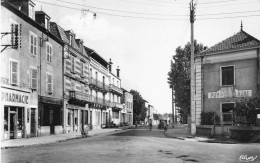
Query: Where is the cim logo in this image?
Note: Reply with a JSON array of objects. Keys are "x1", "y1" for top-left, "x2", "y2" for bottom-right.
[{"x1": 239, "y1": 155, "x2": 258, "y2": 162}]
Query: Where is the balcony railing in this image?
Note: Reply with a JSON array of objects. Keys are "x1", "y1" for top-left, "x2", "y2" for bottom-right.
[
  {"x1": 89, "y1": 77, "x2": 109, "y2": 92},
  {"x1": 110, "y1": 84, "x2": 123, "y2": 94},
  {"x1": 69, "y1": 91, "x2": 94, "y2": 103}
]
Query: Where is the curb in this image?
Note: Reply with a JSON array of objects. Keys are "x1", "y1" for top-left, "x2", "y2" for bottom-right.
[{"x1": 1, "y1": 129, "x2": 127, "y2": 149}]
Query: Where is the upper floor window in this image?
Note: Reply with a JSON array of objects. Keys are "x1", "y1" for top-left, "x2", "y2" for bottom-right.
[
  {"x1": 45, "y1": 17, "x2": 50, "y2": 30},
  {"x1": 221, "y1": 66, "x2": 234, "y2": 86},
  {"x1": 29, "y1": 4, "x2": 35, "y2": 20},
  {"x1": 46, "y1": 73, "x2": 53, "y2": 94},
  {"x1": 69, "y1": 35, "x2": 72, "y2": 46},
  {"x1": 71, "y1": 56, "x2": 75, "y2": 73},
  {"x1": 30, "y1": 67, "x2": 38, "y2": 90},
  {"x1": 29, "y1": 32, "x2": 38, "y2": 56},
  {"x1": 81, "y1": 61, "x2": 84, "y2": 77},
  {"x1": 10, "y1": 60, "x2": 19, "y2": 85},
  {"x1": 46, "y1": 43, "x2": 53, "y2": 63}
]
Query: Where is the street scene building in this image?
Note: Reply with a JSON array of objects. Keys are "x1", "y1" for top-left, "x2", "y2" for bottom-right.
[
  {"x1": 1, "y1": 0, "x2": 63, "y2": 140},
  {"x1": 2, "y1": 0, "x2": 260, "y2": 162},
  {"x1": 195, "y1": 25, "x2": 260, "y2": 135}
]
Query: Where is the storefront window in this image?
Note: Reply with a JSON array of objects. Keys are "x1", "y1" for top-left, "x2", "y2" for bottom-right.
[{"x1": 4, "y1": 107, "x2": 8, "y2": 131}]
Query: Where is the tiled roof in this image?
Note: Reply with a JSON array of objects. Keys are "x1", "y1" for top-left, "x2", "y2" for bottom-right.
[{"x1": 200, "y1": 29, "x2": 260, "y2": 55}]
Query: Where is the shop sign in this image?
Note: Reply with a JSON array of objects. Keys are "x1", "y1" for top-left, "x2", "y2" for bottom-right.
[
  {"x1": 1, "y1": 90, "x2": 29, "y2": 104},
  {"x1": 208, "y1": 88, "x2": 252, "y2": 99},
  {"x1": 67, "y1": 104, "x2": 85, "y2": 110}
]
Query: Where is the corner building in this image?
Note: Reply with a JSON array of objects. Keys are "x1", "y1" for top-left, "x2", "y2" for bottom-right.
[{"x1": 1, "y1": 0, "x2": 63, "y2": 139}]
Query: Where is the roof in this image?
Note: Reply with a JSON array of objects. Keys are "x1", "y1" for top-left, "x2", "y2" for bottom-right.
[{"x1": 200, "y1": 29, "x2": 260, "y2": 55}]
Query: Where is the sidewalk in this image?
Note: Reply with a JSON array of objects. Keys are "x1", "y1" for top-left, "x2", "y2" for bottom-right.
[
  {"x1": 164, "y1": 124, "x2": 239, "y2": 144},
  {"x1": 1, "y1": 126, "x2": 134, "y2": 149}
]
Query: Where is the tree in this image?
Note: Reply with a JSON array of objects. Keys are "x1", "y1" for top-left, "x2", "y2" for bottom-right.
[
  {"x1": 130, "y1": 89, "x2": 147, "y2": 123},
  {"x1": 167, "y1": 40, "x2": 207, "y2": 119}
]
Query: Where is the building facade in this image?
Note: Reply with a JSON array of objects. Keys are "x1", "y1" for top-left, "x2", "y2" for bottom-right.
[
  {"x1": 122, "y1": 89, "x2": 133, "y2": 125},
  {"x1": 195, "y1": 26, "x2": 260, "y2": 134},
  {"x1": 87, "y1": 48, "x2": 110, "y2": 130},
  {"x1": 50, "y1": 23, "x2": 91, "y2": 133},
  {"x1": 1, "y1": 0, "x2": 63, "y2": 139},
  {"x1": 108, "y1": 59, "x2": 124, "y2": 126}
]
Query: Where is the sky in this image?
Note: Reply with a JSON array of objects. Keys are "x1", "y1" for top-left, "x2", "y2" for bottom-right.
[{"x1": 33, "y1": 0, "x2": 260, "y2": 114}]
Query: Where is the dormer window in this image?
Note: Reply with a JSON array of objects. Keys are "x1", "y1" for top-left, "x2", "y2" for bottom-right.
[
  {"x1": 69, "y1": 35, "x2": 72, "y2": 46},
  {"x1": 29, "y1": 3, "x2": 35, "y2": 20},
  {"x1": 45, "y1": 17, "x2": 50, "y2": 30}
]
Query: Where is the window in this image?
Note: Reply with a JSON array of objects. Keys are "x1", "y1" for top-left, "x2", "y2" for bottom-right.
[
  {"x1": 112, "y1": 111, "x2": 119, "y2": 119},
  {"x1": 46, "y1": 43, "x2": 53, "y2": 63},
  {"x1": 29, "y1": 4, "x2": 35, "y2": 20},
  {"x1": 81, "y1": 61, "x2": 84, "y2": 76},
  {"x1": 46, "y1": 73, "x2": 53, "y2": 94},
  {"x1": 29, "y1": 32, "x2": 37, "y2": 56},
  {"x1": 84, "y1": 111, "x2": 88, "y2": 125},
  {"x1": 30, "y1": 68, "x2": 37, "y2": 89},
  {"x1": 221, "y1": 66, "x2": 234, "y2": 86},
  {"x1": 69, "y1": 35, "x2": 72, "y2": 46},
  {"x1": 10, "y1": 60, "x2": 19, "y2": 85},
  {"x1": 222, "y1": 103, "x2": 235, "y2": 113},
  {"x1": 45, "y1": 17, "x2": 49, "y2": 30},
  {"x1": 71, "y1": 56, "x2": 75, "y2": 73}
]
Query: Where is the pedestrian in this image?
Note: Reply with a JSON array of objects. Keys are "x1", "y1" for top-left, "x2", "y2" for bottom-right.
[
  {"x1": 149, "y1": 119, "x2": 152, "y2": 131},
  {"x1": 163, "y1": 121, "x2": 168, "y2": 132}
]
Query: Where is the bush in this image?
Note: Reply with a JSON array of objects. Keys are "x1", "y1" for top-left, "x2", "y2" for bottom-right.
[
  {"x1": 234, "y1": 97, "x2": 259, "y2": 126},
  {"x1": 201, "y1": 112, "x2": 215, "y2": 125}
]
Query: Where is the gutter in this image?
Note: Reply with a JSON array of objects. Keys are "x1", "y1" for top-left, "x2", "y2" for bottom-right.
[{"x1": 257, "y1": 48, "x2": 260, "y2": 96}]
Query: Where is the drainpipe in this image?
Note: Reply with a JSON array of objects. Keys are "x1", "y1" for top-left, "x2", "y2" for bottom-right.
[
  {"x1": 257, "y1": 48, "x2": 260, "y2": 97},
  {"x1": 62, "y1": 45, "x2": 65, "y2": 133}
]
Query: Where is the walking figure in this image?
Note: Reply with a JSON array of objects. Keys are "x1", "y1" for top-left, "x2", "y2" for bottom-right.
[
  {"x1": 149, "y1": 119, "x2": 152, "y2": 131},
  {"x1": 163, "y1": 121, "x2": 168, "y2": 132},
  {"x1": 81, "y1": 125, "x2": 90, "y2": 138}
]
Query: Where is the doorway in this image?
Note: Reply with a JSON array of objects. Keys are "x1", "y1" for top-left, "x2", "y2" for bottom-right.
[
  {"x1": 90, "y1": 111, "x2": 92, "y2": 130},
  {"x1": 31, "y1": 108, "x2": 36, "y2": 137},
  {"x1": 10, "y1": 112, "x2": 17, "y2": 139}
]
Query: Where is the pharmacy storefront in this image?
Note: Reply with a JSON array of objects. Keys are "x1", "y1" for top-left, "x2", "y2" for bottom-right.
[{"x1": 1, "y1": 88, "x2": 33, "y2": 140}]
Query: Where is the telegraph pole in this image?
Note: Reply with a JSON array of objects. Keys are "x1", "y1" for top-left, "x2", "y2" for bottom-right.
[{"x1": 190, "y1": 0, "x2": 196, "y2": 136}]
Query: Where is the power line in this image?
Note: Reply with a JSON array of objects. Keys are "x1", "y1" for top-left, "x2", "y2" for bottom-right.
[
  {"x1": 198, "y1": 1, "x2": 260, "y2": 8},
  {"x1": 53, "y1": 0, "x2": 189, "y2": 16},
  {"x1": 197, "y1": 9, "x2": 260, "y2": 16},
  {"x1": 34, "y1": 0, "x2": 260, "y2": 21}
]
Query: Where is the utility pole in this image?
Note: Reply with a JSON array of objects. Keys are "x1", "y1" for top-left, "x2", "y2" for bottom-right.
[
  {"x1": 171, "y1": 86, "x2": 175, "y2": 128},
  {"x1": 190, "y1": 0, "x2": 196, "y2": 136}
]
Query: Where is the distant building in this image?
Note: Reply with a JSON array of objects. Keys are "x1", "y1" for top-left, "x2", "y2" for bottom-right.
[
  {"x1": 195, "y1": 25, "x2": 260, "y2": 135},
  {"x1": 122, "y1": 89, "x2": 133, "y2": 125},
  {"x1": 108, "y1": 60, "x2": 124, "y2": 126}
]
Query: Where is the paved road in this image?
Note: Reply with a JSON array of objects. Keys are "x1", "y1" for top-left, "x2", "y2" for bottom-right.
[{"x1": 2, "y1": 127, "x2": 260, "y2": 163}]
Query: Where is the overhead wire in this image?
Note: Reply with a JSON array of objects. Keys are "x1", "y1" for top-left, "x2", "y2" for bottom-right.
[{"x1": 34, "y1": 0, "x2": 260, "y2": 21}]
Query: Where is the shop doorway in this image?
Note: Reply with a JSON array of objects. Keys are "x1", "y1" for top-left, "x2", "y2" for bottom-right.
[
  {"x1": 30, "y1": 108, "x2": 36, "y2": 137},
  {"x1": 4, "y1": 106, "x2": 24, "y2": 139},
  {"x1": 90, "y1": 111, "x2": 92, "y2": 130},
  {"x1": 10, "y1": 112, "x2": 17, "y2": 139},
  {"x1": 81, "y1": 110, "x2": 84, "y2": 131}
]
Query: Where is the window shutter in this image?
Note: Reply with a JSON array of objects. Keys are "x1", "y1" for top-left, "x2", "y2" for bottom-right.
[
  {"x1": 31, "y1": 68, "x2": 37, "y2": 89},
  {"x1": 47, "y1": 74, "x2": 52, "y2": 93},
  {"x1": 10, "y1": 61, "x2": 18, "y2": 85},
  {"x1": 34, "y1": 37, "x2": 37, "y2": 55},
  {"x1": 50, "y1": 46, "x2": 52, "y2": 63},
  {"x1": 30, "y1": 35, "x2": 33, "y2": 54}
]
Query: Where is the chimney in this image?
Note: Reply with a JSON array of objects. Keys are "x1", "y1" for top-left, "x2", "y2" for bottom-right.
[
  {"x1": 35, "y1": 11, "x2": 50, "y2": 30},
  {"x1": 108, "y1": 58, "x2": 113, "y2": 72},
  {"x1": 116, "y1": 66, "x2": 120, "y2": 78}
]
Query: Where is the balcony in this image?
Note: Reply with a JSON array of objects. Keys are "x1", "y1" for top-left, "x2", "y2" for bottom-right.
[
  {"x1": 109, "y1": 84, "x2": 123, "y2": 95},
  {"x1": 69, "y1": 91, "x2": 94, "y2": 106},
  {"x1": 111, "y1": 102, "x2": 123, "y2": 112},
  {"x1": 89, "y1": 77, "x2": 109, "y2": 93}
]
